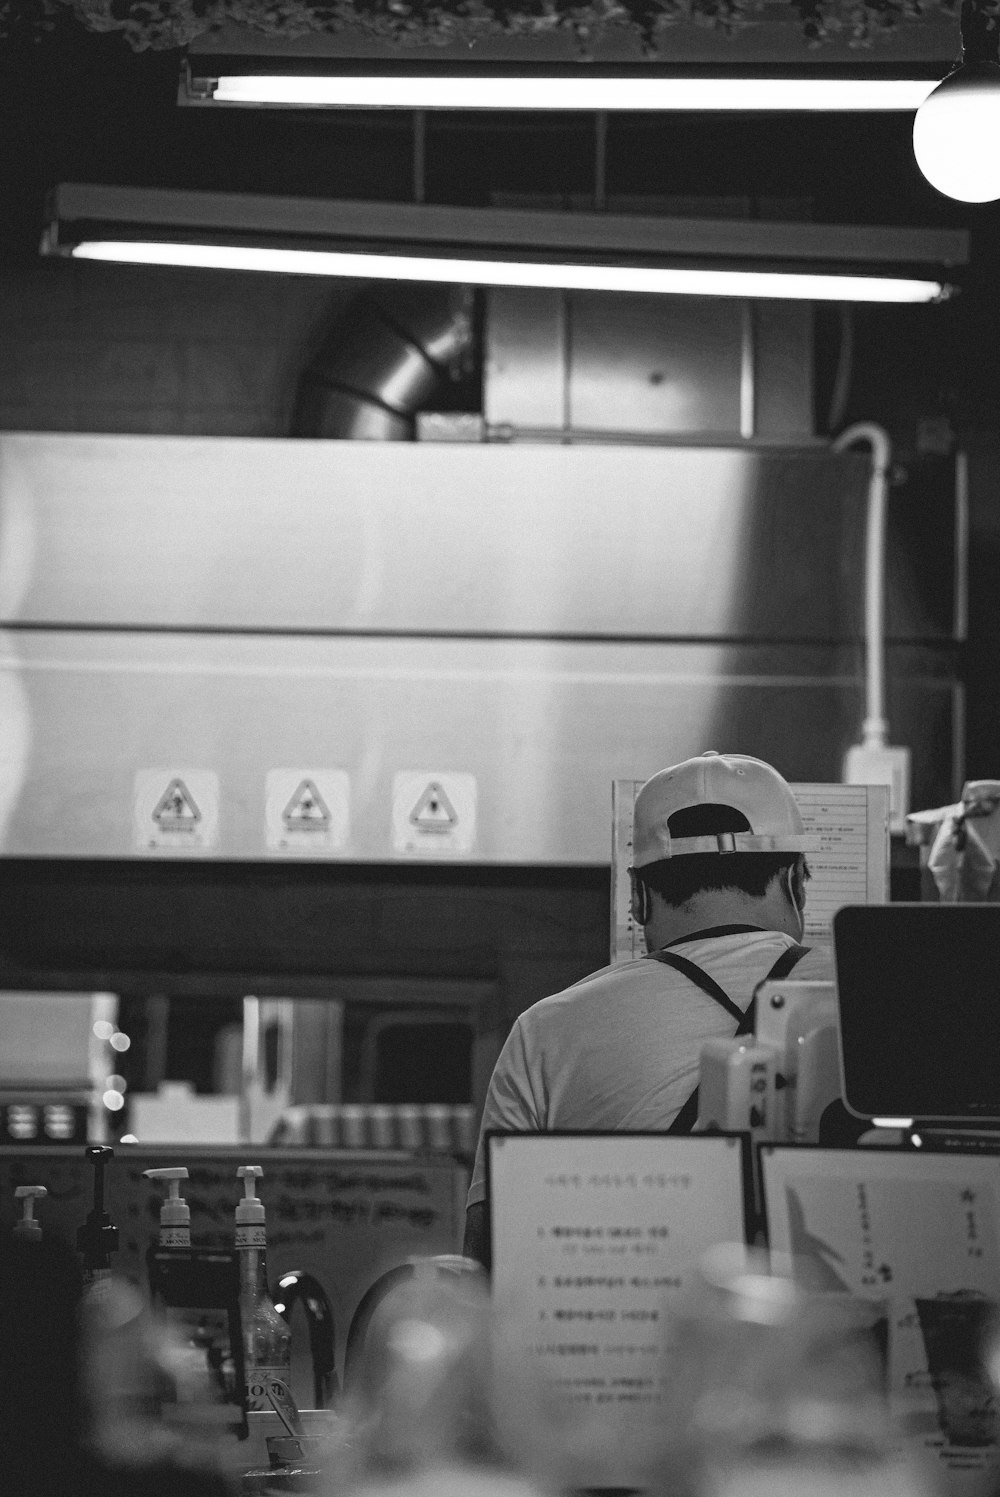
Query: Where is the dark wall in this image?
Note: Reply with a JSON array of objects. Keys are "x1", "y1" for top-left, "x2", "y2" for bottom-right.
[{"x1": 0, "y1": 859, "x2": 611, "y2": 1028}]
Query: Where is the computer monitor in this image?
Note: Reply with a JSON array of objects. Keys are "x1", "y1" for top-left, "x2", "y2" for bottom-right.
[{"x1": 833, "y1": 904, "x2": 1000, "y2": 1123}]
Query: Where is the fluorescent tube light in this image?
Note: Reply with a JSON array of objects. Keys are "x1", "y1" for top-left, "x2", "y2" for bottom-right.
[
  {"x1": 44, "y1": 186, "x2": 967, "y2": 304},
  {"x1": 208, "y1": 74, "x2": 938, "y2": 112},
  {"x1": 70, "y1": 240, "x2": 950, "y2": 303}
]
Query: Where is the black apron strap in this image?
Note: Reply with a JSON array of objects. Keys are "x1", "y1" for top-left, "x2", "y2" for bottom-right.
[
  {"x1": 649, "y1": 940, "x2": 810, "y2": 1134},
  {"x1": 761, "y1": 943, "x2": 810, "y2": 984}
]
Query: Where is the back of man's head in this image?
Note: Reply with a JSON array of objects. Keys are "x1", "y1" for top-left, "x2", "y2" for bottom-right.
[{"x1": 632, "y1": 752, "x2": 808, "y2": 909}]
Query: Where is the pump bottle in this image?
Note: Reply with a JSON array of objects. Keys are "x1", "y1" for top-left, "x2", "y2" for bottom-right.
[
  {"x1": 144, "y1": 1166, "x2": 191, "y2": 1247},
  {"x1": 234, "y1": 1165, "x2": 297, "y2": 1422},
  {"x1": 144, "y1": 1164, "x2": 237, "y2": 1431},
  {"x1": 13, "y1": 1185, "x2": 47, "y2": 1241}
]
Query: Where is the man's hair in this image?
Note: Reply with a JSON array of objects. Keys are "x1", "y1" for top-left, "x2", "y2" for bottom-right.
[
  {"x1": 638, "y1": 850, "x2": 803, "y2": 909},
  {"x1": 635, "y1": 803, "x2": 805, "y2": 908}
]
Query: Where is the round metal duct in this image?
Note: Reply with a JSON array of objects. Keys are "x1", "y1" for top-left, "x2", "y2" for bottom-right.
[{"x1": 291, "y1": 285, "x2": 475, "y2": 440}]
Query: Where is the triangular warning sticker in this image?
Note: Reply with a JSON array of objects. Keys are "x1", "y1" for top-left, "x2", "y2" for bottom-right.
[
  {"x1": 152, "y1": 778, "x2": 201, "y2": 828},
  {"x1": 282, "y1": 778, "x2": 331, "y2": 830},
  {"x1": 409, "y1": 781, "x2": 458, "y2": 830}
]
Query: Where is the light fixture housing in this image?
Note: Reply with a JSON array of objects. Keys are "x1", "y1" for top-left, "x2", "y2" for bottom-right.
[{"x1": 40, "y1": 183, "x2": 968, "y2": 304}]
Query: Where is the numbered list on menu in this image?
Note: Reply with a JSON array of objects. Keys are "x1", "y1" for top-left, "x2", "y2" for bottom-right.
[{"x1": 488, "y1": 1133, "x2": 747, "y2": 1486}]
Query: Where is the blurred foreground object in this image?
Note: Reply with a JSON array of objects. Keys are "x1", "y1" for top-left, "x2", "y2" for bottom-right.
[
  {"x1": 653, "y1": 1244, "x2": 935, "y2": 1497},
  {"x1": 907, "y1": 780, "x2": 1000, "y2": 901},
  {"x1": 2, "y1": 1231, "x2": 231, "y2": 1497},
  {"x1": 331, "y1": 1254, "x2": 558, "y2": 1497}
]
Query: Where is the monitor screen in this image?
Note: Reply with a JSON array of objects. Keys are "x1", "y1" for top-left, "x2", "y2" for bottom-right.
[{"x1": 833, "y1": 904, "x2": 1000, "y2": 1122}]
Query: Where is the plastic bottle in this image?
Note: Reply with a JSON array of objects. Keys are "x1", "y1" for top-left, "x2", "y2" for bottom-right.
[
  {"x1": 12, "y1": 1185, "x2": 47, "y2": 1241},
  {"x1": 234, "y1": 1165, "x2": 297, "y2": 1422},
  {"x1": 143, "y1": 1166, "x2": 191, "y2": 1247}
]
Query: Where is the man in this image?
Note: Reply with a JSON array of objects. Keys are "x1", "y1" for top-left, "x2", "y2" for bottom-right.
[{"x1": 463, "y1": 751, "x2": 831, "y2": 1265}]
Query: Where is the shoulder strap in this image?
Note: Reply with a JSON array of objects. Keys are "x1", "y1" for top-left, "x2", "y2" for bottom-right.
[
  {"x1": 762, "y1": 942, "x2": 810, "y2": 985},
  {"x1": 656, "y1": 940, "x2": 810, "y2": 1136},
  {"x1": 666, "y1": 1086, "x2": 703, "y2": 1136}
]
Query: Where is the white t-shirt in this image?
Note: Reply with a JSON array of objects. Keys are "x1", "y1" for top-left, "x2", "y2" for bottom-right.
[{"x1": 467, "y1": 927, "x2": 831, "y2": 1206}]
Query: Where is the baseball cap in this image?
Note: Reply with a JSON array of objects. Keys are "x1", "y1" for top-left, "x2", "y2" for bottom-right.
[{"x1": 632, "y1": 751, "x2": 809, "y2": 867}]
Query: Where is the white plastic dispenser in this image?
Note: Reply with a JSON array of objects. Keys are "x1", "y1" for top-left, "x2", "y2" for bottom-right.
[
  {"x1": 13, "y1": 1185, "x2": 47, "y2": 1241},
  {"x1": 143, "y1": 1167, "x2": 191, "y2": 1248},
  {"x1": 236, "y1": 1165, "x2": 265, "y2": 1242}
]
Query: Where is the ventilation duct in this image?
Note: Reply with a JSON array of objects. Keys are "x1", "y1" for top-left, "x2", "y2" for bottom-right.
[{"x1": 291, "y1": 284, "x2": 475, "y2": 440}]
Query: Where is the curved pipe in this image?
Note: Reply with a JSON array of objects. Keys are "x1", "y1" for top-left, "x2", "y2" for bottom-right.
[
  {"x1": 291, "y1": 285, "x2": 475, "y2": 440},
  {"x1": 832, "y1": 421, "x2": 893, "y2": 748},
  {"x1": 273, "y1": 1269, "x2": 337, "y2": 1408}
]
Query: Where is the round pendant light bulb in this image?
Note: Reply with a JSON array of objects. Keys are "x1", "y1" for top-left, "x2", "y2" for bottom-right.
[{"x1": 913, "y1": 60, "x2": 1000, "y2": 202}]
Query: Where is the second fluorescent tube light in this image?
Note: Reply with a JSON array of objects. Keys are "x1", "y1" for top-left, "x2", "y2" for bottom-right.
[
  {"x1": 69, "y1": 241, "x2": 951, "y2": 303},
  {"x1": 43, "y1": 184, "x2": 968, "y2": 305}
]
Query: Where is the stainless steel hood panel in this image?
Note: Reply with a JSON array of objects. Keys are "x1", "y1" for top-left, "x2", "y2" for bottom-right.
[
  {"x1": 0, "y1": 629, "x2": 959, "y2": 862},
  {"x1": 0, "y1": 431, "x2": 886, "y2": 640}
]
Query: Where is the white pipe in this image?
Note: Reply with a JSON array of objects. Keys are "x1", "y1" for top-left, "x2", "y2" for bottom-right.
[{"x1": 832, "y1": 421, "x2": 893, "y2": 748}]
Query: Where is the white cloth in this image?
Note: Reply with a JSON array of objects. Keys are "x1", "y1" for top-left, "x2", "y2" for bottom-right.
[
  {"x1": 467, "y1": 928, "x2": 831, "y2": 1206},
  {"x1": 914, "y1": 781, "x2": 1000, "y2": 902}
]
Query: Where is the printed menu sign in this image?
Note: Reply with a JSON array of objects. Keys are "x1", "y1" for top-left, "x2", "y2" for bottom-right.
[
  {"x1": 612, "y1": 780, "x2": 890, "y2": 962},
  {"x1": 761, "y1": 1145, "x2": 1000, "y2": 1497},
  {"x1": 488, "y1": 1132, "x2": 749, "y2": 1487}
]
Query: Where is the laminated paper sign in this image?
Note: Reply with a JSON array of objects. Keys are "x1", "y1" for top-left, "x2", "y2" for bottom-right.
[
  {"x1": 761, "y1": 1144, "x2": 1000, "y2": 1497},
  {"x1": 487, "y1": 1131, "x2": 749, "y2": 1489}
]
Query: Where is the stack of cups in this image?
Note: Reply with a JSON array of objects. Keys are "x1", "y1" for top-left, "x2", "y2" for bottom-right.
[{"x1": 275, "y1": 1102, "x2": 479, "y2": 1153}]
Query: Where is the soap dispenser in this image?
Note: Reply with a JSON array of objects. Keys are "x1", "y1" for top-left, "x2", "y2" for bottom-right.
[
  {"x1": 144, "y1": 1167, "x2": 191, "y2": 1248},
  {"x1": 13, "y1": 1185, "x2": 47, "y2": 1242},
  {"x1": 234, "y1": 1165, "x2": 297, "y2": 1425}
]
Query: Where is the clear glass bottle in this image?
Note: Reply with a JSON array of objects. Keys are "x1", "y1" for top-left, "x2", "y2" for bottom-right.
[{"x1": 234, "y1": 1165, "x2": 294, "y2": 1416}]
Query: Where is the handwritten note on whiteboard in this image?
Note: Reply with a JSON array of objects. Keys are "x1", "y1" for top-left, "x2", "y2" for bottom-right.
[
  {"x1": 487, "y1": 1132, "x2": 749, "y2": 1488},
  {"x1": 612, "y1": 781, "x2": 890, "y2": 963},
  {"x1": 761, "y1": 1145, "x2": 1000, "y2": 1497}
]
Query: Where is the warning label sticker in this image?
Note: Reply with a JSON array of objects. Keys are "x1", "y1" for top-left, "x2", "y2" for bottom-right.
[
  {"x1": 391, "y1": 771, "x2": 477, "y2": 856},
  {"x1": 154, "y1": 779, "x2": 201, "y2": 831},
  {"x1": 134, "y1": 771, "x2": 219, "y2": 852},
  {"x1": 409, "y1": 781, "x2": 458, "y2": 832},
  {"x1": 265, "y1": 769, "x2": 350, "y2": 853}
]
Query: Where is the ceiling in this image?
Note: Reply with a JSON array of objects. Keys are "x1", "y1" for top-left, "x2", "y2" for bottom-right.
[
  {"x1": 1, "y1": 10, "x2": 982, "y2": 240},
  {"x1": 2, "y1": 9, "x2": 999, "y2": 432}
]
